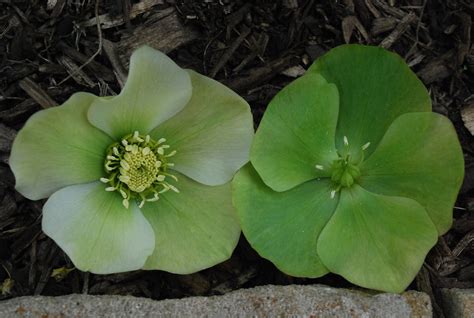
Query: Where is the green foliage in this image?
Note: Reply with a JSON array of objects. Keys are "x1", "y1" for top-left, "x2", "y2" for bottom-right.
[{"x1": 233, "y1": 44, "x2": 464, "y2": 293}]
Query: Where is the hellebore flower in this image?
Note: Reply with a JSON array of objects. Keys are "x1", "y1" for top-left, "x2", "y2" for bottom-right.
[
  {"x1": 232, "y1": 44, "x2": 464, "y2": 293},
  {"x1": 10, "y1": 46, "x2": 253, "y2": 274}
]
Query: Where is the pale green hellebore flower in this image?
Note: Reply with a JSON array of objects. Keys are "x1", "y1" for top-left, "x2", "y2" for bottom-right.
[{"x1": 9, "y1": 46, "x2": 254, "y2": 274}]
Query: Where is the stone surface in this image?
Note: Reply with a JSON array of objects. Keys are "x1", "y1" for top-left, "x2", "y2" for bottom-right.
[
  {"x1": 0, "y1": 284, "x2": 431, "y2": 317},
  {"x1": 441, "y1": 288, "x2": 474, "y2": 318}
]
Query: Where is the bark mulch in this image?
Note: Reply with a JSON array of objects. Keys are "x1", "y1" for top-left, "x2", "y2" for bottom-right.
[{"x1": 0, "y1": 1, "x2": 473, "y2": 317}]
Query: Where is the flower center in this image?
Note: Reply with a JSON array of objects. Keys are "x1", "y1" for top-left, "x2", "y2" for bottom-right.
[
  {"x1": 330, "y1": 157, "x2": 361, "y2": 188},
  {"x1": 100, "y1": 131, "x2": 178, "y2": 209},
  {"x1": 315, "y1": 136, "x2": 370, "y2": 198}
]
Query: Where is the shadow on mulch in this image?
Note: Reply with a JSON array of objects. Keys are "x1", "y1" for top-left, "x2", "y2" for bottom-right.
[{"x1": 0, "y1": 1, "x2": 473, "y2": 317}]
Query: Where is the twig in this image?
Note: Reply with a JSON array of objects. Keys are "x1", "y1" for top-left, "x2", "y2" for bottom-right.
[
  {"x1": 58, "y1": 42, "x2": 115, "y2": 82},
  {"x1": 224, "y1": 54, "x2": 299, "y2": 92},
  {"x1": 406, "y1": 0, "x2": 428, "y2": 58},
  {"x1": 210, "y1": 26, "x2": 251, "y2": 78},
  {"x1": 57, "y1": 0, "x2": 102, "y2": 86},
  {"x1": 379, "y1": 12, "x2": 416, "y2": 49}
]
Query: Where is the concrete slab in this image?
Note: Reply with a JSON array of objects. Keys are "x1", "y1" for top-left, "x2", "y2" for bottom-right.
[
  {"x1": 0, "y1": 284, "x2": 432, "y2": 317},
  {"x1": 441, "y1": 288, "x2": 474, "y2": 318}
]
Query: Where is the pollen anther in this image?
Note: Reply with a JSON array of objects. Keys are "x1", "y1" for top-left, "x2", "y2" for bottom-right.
[{"x1": 101, "y1": 131, "x2": 179, "y2": 209}]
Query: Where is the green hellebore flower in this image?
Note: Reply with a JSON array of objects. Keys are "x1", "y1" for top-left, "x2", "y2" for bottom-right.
[
  {"x1": 10, "y1": 46, "x2": 254, "y2": 274},
  {"x1": 232, "y1": 44, "x2": 464, "y2": 293}
]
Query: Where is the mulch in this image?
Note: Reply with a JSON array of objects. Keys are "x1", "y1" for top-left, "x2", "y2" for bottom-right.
[{"x1": 0, "y1": 1, "x2": 473, "y2": 317}]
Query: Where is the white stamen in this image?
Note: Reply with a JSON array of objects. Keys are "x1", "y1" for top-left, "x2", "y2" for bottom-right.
[
  {"x1": 122, "y1": 199, "x2": 129, "y2": 209},
  {"x1": 120, "y1": 160, "x2": 130, "y2": 171},
  {"x1": 169, "y1": 184, "x2": 180, "y2": 193},
  {"x1": 142, "y1": 147, "x2": 151, "y2": 155},
  {"x1": 155, "y1": 161, "x2": 162, "y2": 168},
  {"x1": 166, "y1": 163, "x2": 174, "y2": 167},
  {"x1": 157, "y1": 175, "x2": 166, "y2": 182},
  {"x1": 315, "y1": 164, "x2": 324, "y2": 170},
  {"x1": 157, "y1": 147, "x2": 164, "y2": 155},
  {"x1": 113, "y1": 147, "x2": 120, "y2": 156},
  {"x1": 121, "y1": 139, "x2": 128, "y2": 146},
  {"x1": 146, "y1": 196, "x2": 160, "y2": 202},
  {"x1": 100, "y1": 177, "x2": 109, "y2": 183},
  {"x1": 330, "y1": 190, "x2": 336, "y2": 199},
  {"x1": 105, "y1": 162, "x2": 116, "y2": 171},
  {"x1": 159, "y1": 184, "x2": 170, "y2": 193},
  {"x1": 107, "y1": 155, "x2": 117, "y2": 160},
  {"x1": 105, "y1": 187, "x2": 116, "y2": 192},
  {"x1": 133, "y1": 132, "x2": 144, "y2": 142},
  {"x1": 158, "y1": 138, "x2": 166, "y2": 144},
  {"x1": 145, "y1": 135, "x2": 150, "y2": 143},
  {"x1": 161, "y1": 144, "x2": 170, "y2": 149},
  {"x1": 166, "y1": 174, "x2": 178, "y2": 182},
  {"x1": 139, "y1": 200, "x2": 145, "y2": 209},
  {"x1": 119, "y1": 189, "x2": 128, "y2": 199},
  {"x1": 343, "y1": 136, "x2": 349, "y2": 146},
  {"x1": 165, "y1": 150, "x2": 177, "y2": 157},
  {"x1": 362, "y1": 142, "x2": 371, "y2": 150}
]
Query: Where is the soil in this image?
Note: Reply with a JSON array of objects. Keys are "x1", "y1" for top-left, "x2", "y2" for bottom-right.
[{"x1": 0, "y1": 0, "x2": 473, "y2": 317}]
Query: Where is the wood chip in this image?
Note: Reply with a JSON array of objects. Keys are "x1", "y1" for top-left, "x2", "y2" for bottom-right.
[
  {"x1": 0, "y1": 124, "x2": 17, "y2": 153},
  {"x1": 379, "y1": 12, "x2": 417, "y2": 49},
  {"x1": 57, "y1": 55, "x2": 96, "y2": 88},
  {"x1": 81, "y1": 0, "x2": 164, "y2": 29},
  {"x1": 176, "y1": 273, "x2": 211, "y2": 295},
  {"x1": 281, "y1": 65, "x2": 306, "y2": 78},
  {"x1": 18, "y1": 77, "x2": 58, "y2": 109},
  {"x1": 102, "y1": 39, "x2": 128, "y2": 88},
  {"x1": 210, "y1": 26, "x2": 251, "y2": 78},
  {"x1": 417, "y1": 55, "x2": 453, "y2": 85},
  {"x1": 0, "y1": 193, "x2": 17, "y2": 220},
  {"x1": 57, "y1": 42, "x2": 115, "y2": 82},
  {"x1": 372, "y1": 0, "x2": 407, "y2": 19},
  {"x1": 342, "y1": 15, "x2": 370, "y2": 43},
  {"x1": 371, "y1": 17, "x2": 398, "y2": 36},
  {"x1": 364, "y1": 0, "x2": 381, "y2": 18},
  {"x1": 224, "y1": 55, "x2": 299, "y2": 92},
  {"x1": 461, "y1": 102, "x2": 474, "y2": 135},
  {"x1": 116, "y1": 9, "x2": 200, "y2": 67}
]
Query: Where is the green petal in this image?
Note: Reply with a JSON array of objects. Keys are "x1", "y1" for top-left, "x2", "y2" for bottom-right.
[
  {"x1": 233, "y1": 164, "x2": 338, "y2": 277},
  {"x1": 141, "y1": 171, "x2": 240, "y2": 274},
  {"x1": 150, "y1": 70, "x2": 253, "y2": 186},
  {"x1": 88, "y1": 46, "x2": 192, "y2": 139},
  {"x1": 9, "y1": 93, "x2": 112, "y2": 200},
  {"x1": 317, "y1": 185, "x2": 438, "y2": 293},
  {"x1": 360, "y1": 112, "x2": 464, "y2": 234},
  {"x1": 309, "y1": 44, "x2": 431, "y2": 156},
  {"x1": 250, "y1": 73, "x2": 339, "y2": 192},
  {"x1": 42, "y1": 182, "x2": 155, "y2": 274}
]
